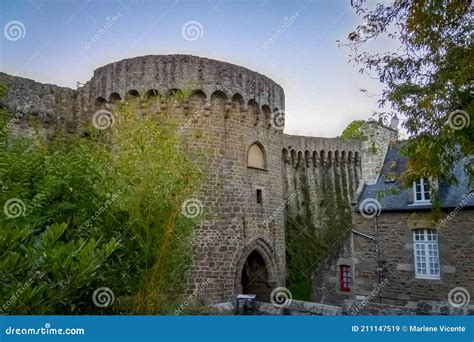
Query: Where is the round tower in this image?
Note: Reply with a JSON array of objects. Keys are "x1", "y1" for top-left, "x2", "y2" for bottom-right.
[{"x1": 79, "y1": 55, "x2": 287, "y2": 302}]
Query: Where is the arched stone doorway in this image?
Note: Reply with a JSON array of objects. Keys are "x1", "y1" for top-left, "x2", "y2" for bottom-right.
[
  {"x1": 241, "y1": 250, "x2": 272, "y2": 301},
  {"x1": 234, "y1": 239, "x2": 278, "y2": 302}
]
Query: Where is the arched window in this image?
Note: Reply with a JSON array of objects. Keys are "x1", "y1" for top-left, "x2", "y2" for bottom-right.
[{"x1": 247, "y1": 142, "x2": 266, "y2": 170}]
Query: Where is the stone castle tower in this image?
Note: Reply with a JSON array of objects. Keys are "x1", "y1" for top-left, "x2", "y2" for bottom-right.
[{"x1": 0, "y1": 55, "x2": 395, "y2": 303}]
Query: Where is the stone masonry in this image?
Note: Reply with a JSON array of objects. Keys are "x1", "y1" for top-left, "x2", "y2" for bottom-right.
[{"x1": 0, "y1": 54, "x2": 369, "y2": 303}]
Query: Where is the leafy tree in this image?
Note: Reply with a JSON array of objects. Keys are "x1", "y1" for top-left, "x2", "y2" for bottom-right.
[
  {"x1": 0, "y1": 90, "x2": 204, "y2": 314},
  {"x1": 345, "y1": 0, "x2": 473, "y2": 188},
  {"x1": 0, "y1": 84, "x2": 7, "y2": 98},
  {"x1": 340, "y1": 120, "x2": 366, "y2": 140}
]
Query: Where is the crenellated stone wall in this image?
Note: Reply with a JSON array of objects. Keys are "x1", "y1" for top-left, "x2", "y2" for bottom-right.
[
  {"x1": 0, "y1": 55, "x2": 290, "y2": 303},
  {"x1": 281, "y1": 134, "x2": 363, "y2": 212},
  {"x1": 280, "y1": 134, "x2": 363, "y2": 299},
  {"x1": 77, "y1": 54, "x2": 285, "y2": 124},
  {"x1": 307, "y1": 122, "x2": 398, "y2": 304},
  {"x1": 0, "y1": 54, "x2": 374, "y2": 304},
  {"x1": 0, "y1": 72, "x2": 77, "y2": 137}
]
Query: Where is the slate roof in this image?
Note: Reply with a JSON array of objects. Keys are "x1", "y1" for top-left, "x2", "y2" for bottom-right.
[{"x1": 356, "y1": 142, "x2": 474, "y2": 211}]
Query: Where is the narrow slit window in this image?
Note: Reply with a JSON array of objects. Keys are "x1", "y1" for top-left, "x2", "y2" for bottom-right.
[{"x1": 256, "y1": 189, "x2": 263, "y2": 204}]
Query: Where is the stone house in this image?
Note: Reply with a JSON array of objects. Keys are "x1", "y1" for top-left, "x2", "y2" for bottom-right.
[{"x1": 314, "y1": 140, "x2": 474, "y2": 314}]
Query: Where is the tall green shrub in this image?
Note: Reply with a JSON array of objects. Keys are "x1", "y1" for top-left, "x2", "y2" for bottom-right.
[{"x1": 0, "y1": 92, "x2": 204, "y2": 314}]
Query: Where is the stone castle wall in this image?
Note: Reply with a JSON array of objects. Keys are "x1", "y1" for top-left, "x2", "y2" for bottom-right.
[
  {"x1": 280, "y1": 133, "x2": 363, "y2": 299},
  {"x1": 281, "y1": 134, "x2": 363, "y2": 217},
  {"x1": 0, "y1": 54, "x2": 367, "y2": 303},
  {"x1": 0, "y1": 55, "x2": 291, "y2": 303},
  {"x1": 0, "y1": 72, "x2": 77, "y2": 136},
  {"x1": 309, "y1": 122, "x2": 399, "y2": 305},
  {"x1": 80, "y1": 55, "x2": 290, "y2": 302},
  {"x1": 3, "y1": 55, "x2": 468, "y2": 312},
  {"x1": 77, "y1": 54, "x2": 284, "y2": 120}
]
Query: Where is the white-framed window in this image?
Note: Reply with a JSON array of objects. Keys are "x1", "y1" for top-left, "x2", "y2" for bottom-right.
[
  {"x1": 413, "y1": 178, "x2": 431, "y2": 203},
  {"x1": 413, "y1": 229, "x2": 440, "y2": 279}
]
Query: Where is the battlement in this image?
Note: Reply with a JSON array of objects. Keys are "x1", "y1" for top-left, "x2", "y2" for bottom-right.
[
  {"x1": 79, "y1": 55, "x2": 285, "y2": 128},
  {"x1": 281, "y1": 134, "x2": 362, "y2": 168},
  {"x1": 0, "y1": 54, "x2": 374, "y2": 303}
]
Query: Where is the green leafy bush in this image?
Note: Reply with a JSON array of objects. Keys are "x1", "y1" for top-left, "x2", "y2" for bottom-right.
[{"x1": 0, "y1": 94, "x2": 204, "y2": 314}]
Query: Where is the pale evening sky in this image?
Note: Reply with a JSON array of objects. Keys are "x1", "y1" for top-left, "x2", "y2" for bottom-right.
[{"x1": 0, "y1": 0, "x2": 397, "y2": 137}]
